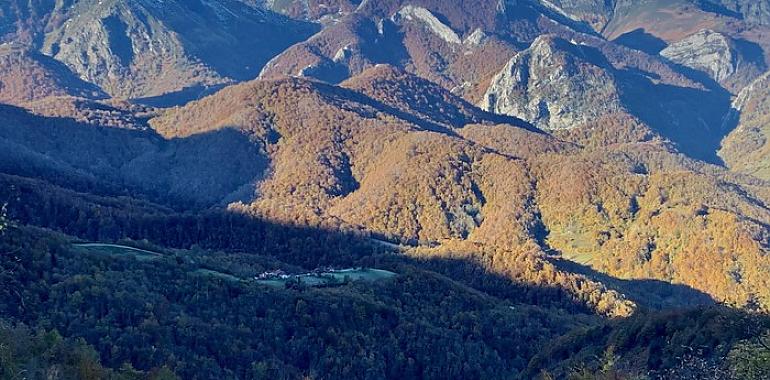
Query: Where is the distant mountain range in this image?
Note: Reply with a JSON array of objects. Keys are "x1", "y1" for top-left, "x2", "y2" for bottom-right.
[{"x1": 1, "y1": 0, "x2": 318, "y2": 100}]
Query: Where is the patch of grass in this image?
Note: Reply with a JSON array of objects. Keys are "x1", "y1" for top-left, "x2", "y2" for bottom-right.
[
  {"x1": 193, "y1": 269, "x2": 242, "y2": 282},
  {"x1": 73, "y1": 243, "x2": 397, "y2": 289},
  {"x1": 73, "y1": 243, "x2": 162, "y2": 262}
]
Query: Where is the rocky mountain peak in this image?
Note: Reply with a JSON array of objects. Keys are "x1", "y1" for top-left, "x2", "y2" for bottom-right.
[
  {"x1": 660, "y1": 29, "x2": 738, "y2": 83},
  {"x1": 659, "y1": 28, "x2": 767, "y2": 92},
  {"x1": 34, "y1": 0, "x2": 318, "y2": 100},
  {"x1": 480, "y1": 35, "x2": 623, "y2": 130},
  {"x1": 392, "y1": 5, "x2": 462, "y2": 44}
]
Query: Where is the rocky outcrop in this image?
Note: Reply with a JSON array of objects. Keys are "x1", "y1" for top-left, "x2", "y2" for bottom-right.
[
  {"x1": 481, "y1": 35, "x2": 623, "y2": 130},
  {"x1": 262, "y1": 0, "x2": 360, "y2": 23},
  {"x1": 660, "y1": 29, "x2": 766, "y2": 92},
  {"x1": 393, "y1": 5, "x2": 462, "y2": 45},
  {"x1": 259, "y1": 0, "x2": 574, "y2": 94},
  {"x1": 660, "y1": 30, "x2": 738, "y2": 83},
  {"x1": 534, "y1": 0, "x2": 616, "y2": 31},
  {"x1": 39, "y1": 0, "x2": 317, "y2": 99}
]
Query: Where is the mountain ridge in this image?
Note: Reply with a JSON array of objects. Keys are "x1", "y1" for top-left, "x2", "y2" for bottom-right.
[{"x1": 2, "y1": 1, "x2": 770, "y2": 378}]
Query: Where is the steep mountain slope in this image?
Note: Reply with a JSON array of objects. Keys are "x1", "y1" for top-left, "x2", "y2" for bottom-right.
[
  {"x1": 339, "y1": 64, "x2": 530, "y2": 129},
  {"x1": 0, "y1": 0, "x2": 58, "y2": 45},
  {"x1": 531, "y1": 145, "x2": 770, "y2": 310},
  {"x1": 481, "y1": 35, "x2": 624, "y2": 131},
  {"x1": 148, "y1": 75, "x2": 661, "y2": 316},
  {"x1": 259, "y1": 0, "x2": 753, "y2": 160},
  {"x1": 531, "y1": 0, "x2": 616, "y2": 31},
  {"x1": 150, "y1": 74, "x2": 550, "y2": 240},
  {"x1": 264, "y1": 0, "x2": 360, "y2": 23},
  {"x1": 594, "y1": 0, "x2": 770, "y2": 39},
  {"x1": 0, "y1": 104, "x2": 266, "y2": 206},
  {"x1": 660, "y1": 29, "x2": 766, "y2": 91},
  {"x1": 719, "y1": 71, "x2": 770, "y2": 179},
  {"x1": 709, "y1": 0, "x2": 770, "y2": 26},
  {"x1": 542, "y1": 0, "x2": 770, "y2": 32},
  {"x1": 147, "y1": 71, "x2": 770, "y2": 312},
  {"x1": 31, "y1": 0, "x2": 318, "y2": 100},
  {"x1": 602, "y1": 0, "x2": 770, "y2": 64},
  {"x1": 0, "y1": 44, "x2": 105, "y2": 105},
  {"x1": 564, "y1": 0, "x2": 770, "y2": 96},
  {"x1": 480, "y1": 34, "x2": 733, "y2": 162},
  {"x1": 150, "y1": 75, "x2": 549, "y2": 234},
  {"x1": 259, "y1": 0, "x2": 562, "y2": 99},
  {"x1": 1, "y1": 1, "x2": 770, "y2": 377}
]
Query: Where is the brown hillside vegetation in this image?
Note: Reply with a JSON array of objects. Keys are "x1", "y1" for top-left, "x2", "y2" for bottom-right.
[
  {"x1": 720, "y1": 71, "x2": 770, "y2": 180},
  {"x1": 0, "y1": 45, "x2": 105, "y2": 105},
  {"x1": 340, "y1": 64, "x2": 529, "y2": 129},
  {"x1": 150, "y1": 75, "x2": 641, "y2": 316},
  {"x1": 533, "y1": 146, "x2": 770, "y2": 309},
  {"x1": 0, "y1": 103, "x2": 266, "y2": 206},
  {"x1": 4, "y1": 1, "x2": 770, "y2": 378},
  {"x1": 259, "y1": 0, "x2": 552, "y2": 96},
  {"x1": 151, "y1": 69, "x2": 770, "y2": 312},
  {"x1": 22, "y1": 97, "x2": 155, "y2": 130}
]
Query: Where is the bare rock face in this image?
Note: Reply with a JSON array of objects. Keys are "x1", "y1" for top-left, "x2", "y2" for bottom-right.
[
  {"x1": 533, "y1": 0, "x2": 616, "y2": 31},
  {"x1": 259, "y1": 0, "x2": 557, "y2": 96},
  {"x1": 660, "y1": 29, "x2": 766, "y2": 92},
  {"x1": 481, "y1": 35, "x2": 623, "y2": 130},
  {"x1": 41, "y1": 0, "x2": 215, "y2": 99},
  {"x1": 393, "y1": 5, "x2": 462, "y2": 44},
  {"x1": 39, "y1": 0, "x2": 317, "y2": 99},
  {"x1": 262, "y1": 0, "x2": 361, "y2": 23},
  {"x1": 660, "y1": 30, "x2": 738, "y2": 83}
]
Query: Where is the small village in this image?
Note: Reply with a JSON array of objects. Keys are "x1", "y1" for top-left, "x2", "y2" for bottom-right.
[
  {"x1": 255, "y1": 267, "x2": 397, "y2": 288},
  {"x1": 255, "y1": 267, "x2": 367, "y2": 281}
]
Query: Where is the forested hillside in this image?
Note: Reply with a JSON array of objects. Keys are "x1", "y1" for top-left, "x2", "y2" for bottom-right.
[{"x1": 2, "y1": 0, "x2": 770, "y2": 379}]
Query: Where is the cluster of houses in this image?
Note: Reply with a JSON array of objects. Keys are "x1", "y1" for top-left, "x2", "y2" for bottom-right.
[
  {"x1": 255, "y1": 270, "x2": 290, "y2": 280},
  {"x1": 255, "y1": 267, "x2": 365, "y2": 281}
]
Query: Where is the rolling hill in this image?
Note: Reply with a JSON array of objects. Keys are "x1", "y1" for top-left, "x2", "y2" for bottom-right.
[{"x1": 145, "y1": 69, "x2": 770, "y2": 313}]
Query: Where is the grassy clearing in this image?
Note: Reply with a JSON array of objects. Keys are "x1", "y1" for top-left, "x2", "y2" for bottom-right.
[
  {"x1": 73, "y1": 243, "x2": 397, "y2": 288},
  {"x1": 193, "y1": 269, "x2": 242, "y2": 282},
  {"x1": 74, "y1": 243, "x2": 244, "y2": 281},
  {"x1": 73, "y1": 243, "x2": 162, "y2": 261},
  {"x1": 256, "y1": 268, "x2": 398, "y2": 288},
  {"x1": 561, "y1": 251, "x2": 595, "y2": 265}
]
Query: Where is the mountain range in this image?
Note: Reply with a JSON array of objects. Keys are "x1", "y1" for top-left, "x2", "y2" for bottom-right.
[{"x1": 2, "y1": 0, "x2": 770, "y2": 379}]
